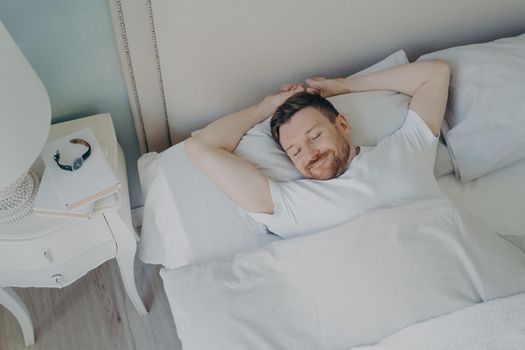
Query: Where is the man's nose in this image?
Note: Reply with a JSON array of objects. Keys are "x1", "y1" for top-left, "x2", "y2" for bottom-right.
[{"x1": 303, "y1": 145, "x2": 319, "y2": 163}]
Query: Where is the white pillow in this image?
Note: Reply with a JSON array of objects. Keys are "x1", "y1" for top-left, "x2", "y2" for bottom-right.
[
  {"x1": 235, "y1": 50, "x2": 409, "y2": 182},
  {"x1": 418, "y1": 33, "x2": 525, "y2": 182},
  {"x1": 235, "y1": 50, "x2": 453, "y2": 181}
]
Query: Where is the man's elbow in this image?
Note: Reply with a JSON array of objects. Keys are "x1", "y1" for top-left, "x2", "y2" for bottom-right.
[
  {"x1": 185, "y1": 136, "x2": 206, "y2": 162},
  {"x1": 432, "y1": 59, "x2": 451, "y2": 79}
]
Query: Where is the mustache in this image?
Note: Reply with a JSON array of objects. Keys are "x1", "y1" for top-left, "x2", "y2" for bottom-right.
[{"x1": 307, "y1": 152, "x2": 329, "y2": 169}]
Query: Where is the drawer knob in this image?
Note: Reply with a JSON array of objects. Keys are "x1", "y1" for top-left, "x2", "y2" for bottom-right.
[
  {"x1": 52, "y1": 274, "x2": 63, "y2": 285},
  {"x1": 42, "y1": 248, "x2": 53, "y2": 263}
]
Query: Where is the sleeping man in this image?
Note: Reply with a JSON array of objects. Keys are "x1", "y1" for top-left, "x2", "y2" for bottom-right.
[{"x1": 185, "y1": 60, "x2": 450, "y2": 237}]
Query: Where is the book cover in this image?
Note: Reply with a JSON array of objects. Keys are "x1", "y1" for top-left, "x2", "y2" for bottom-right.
[
  {"x1": 40, "y1": 127, "x2": 120, "y2": 209},
  {"x1": 33, "y1": 168, "x2": 95, "y2": 219}
]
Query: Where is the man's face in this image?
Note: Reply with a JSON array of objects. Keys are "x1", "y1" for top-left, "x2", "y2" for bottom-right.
[{"x1": 279, "y1": 107, "x2": 351, "y2": 180}]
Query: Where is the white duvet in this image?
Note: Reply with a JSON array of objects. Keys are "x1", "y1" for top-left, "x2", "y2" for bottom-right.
[{"x1": 161, "y1": 197, "x2": 525, "y2": 350}]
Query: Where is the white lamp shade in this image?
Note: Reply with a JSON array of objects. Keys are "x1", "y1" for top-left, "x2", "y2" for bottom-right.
[{"x1": 0, "y1": 21, "x2": 51, "y2": 189}]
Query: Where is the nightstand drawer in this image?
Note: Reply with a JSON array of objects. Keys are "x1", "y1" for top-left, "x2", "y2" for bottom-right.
[
  {"x1": 0, "y1": 216, "x2": 113, "y2": 272},
  {"x1": 0, "y1": 240, "x2": 116, "y2": 288}
]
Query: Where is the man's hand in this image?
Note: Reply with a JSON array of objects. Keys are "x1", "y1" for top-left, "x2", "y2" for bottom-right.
[
  {"x1": 257, "y1": 84, "x2": 314, "y2": 116},
  {"x1": 306, "y1": 60, "x2": 450, "y2": 136},
  {"x1": 280, "y1": 82, "x2": 321, "y2": 94},
  {"x1": 305, "y1": 77, "x2": 350, "y2": 98}
]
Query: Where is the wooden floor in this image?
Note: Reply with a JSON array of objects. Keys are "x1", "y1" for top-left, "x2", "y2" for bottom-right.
[{"x1": 0, "y1": 258, "x2": 182, "y2": 350}]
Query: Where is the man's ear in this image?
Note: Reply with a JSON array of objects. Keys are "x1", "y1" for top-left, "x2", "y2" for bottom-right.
[{"x1": 336, "y1": 114, "x2": 351, "y2": 134}]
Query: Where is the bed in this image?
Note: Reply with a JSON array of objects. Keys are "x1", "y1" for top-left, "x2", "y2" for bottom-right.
[
  {"x1": 108, "y1": 1, "x2": 525, "y2": 348},
  {"x1": 135, "y1": 35, "x2": 525, "y2": 349}
]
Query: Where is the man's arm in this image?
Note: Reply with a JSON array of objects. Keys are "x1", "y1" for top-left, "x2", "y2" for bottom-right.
[
  {"x1": 185, "y1": 91, "x2": 299, "y2": 213},
  {"x1": 306, "y1": 60, "x2": 450, "y2": 136}
]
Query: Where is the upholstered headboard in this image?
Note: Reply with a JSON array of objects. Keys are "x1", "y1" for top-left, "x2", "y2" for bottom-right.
[{"x1": 108, "y1": 0, "x2": 525, "y2": 153}]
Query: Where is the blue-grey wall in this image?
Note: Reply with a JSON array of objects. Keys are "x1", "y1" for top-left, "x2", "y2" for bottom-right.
[{"x1": 0, "y1": 0, "x2": 143, "y2": 208}]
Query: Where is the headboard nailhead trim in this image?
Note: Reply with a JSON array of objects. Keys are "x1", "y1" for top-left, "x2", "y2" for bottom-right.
[
  {"x1": 147, "y1": 0, "x2": 172, "y2": 147},
  {"x1": 115, "y1": 0, "x2": 150, "y2": 152}
]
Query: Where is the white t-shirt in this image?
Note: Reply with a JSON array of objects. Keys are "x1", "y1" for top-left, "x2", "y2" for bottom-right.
[{"x1": 248, "y1": 110, "x2": 443, "y2": 238}]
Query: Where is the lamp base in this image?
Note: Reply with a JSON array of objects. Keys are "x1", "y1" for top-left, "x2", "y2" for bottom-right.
[{"x1": 0, "y1": 171, "x2": 39, "y2": 225}]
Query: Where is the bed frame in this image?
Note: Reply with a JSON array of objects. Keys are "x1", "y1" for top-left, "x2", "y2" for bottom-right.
[{"x1": 107, "y1": 0, "x2": 525, "y2": 153}]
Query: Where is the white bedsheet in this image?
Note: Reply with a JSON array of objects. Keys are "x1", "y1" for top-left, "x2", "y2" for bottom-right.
[{"x1": 351, "y1": 292, "x2": 525, "y2": 350}]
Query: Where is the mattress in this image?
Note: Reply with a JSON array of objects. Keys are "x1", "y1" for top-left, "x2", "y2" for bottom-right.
[{"x1": 138, "y1": 144, "x2": 525, "y2": 269}]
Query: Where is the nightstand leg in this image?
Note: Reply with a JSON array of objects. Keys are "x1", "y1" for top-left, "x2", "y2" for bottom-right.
[
  {"x1": 0, "y1": 287, "x2": 35, "y2": 346},
  {"x1": 104, "y1": 211, "x2": 148, "y2": 316}
]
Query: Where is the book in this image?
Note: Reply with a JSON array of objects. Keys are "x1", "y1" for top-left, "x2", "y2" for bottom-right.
[
  {"x1": 40, "y1": 127, "x2": 120, "y2": 209},
  {"x1": 33, "y1": 168, "x2": 95, "y2": 219}
]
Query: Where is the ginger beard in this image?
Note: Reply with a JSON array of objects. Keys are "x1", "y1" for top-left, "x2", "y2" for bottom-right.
[{"x1": 304, "y1": 131, "x2": 350, "y2": 180}]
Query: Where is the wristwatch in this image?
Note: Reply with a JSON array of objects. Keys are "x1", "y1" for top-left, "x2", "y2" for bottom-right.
[{"x1": 54, "y1": 138, "x2": 92, "y2": 171}]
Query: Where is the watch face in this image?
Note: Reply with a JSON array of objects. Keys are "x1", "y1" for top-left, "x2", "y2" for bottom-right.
[{"x1": 72, "y1": 158, "x2": 83, "y2": 171}]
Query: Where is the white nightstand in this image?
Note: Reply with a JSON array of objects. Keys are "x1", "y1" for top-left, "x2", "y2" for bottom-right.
[{"x1": 0, "y1": 114, "x2": 147, "y2": 347}]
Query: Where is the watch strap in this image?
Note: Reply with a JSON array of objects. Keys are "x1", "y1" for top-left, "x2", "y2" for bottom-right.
[
  {"x1": 54, "y1": 138, "x2": 92, "y2": 172},
  {"x1": 54, "y1": 150, "x2": 74, "y2": 171},
  {"x1": 70, "y1": 138, "x2": 91, "y2": 161}
]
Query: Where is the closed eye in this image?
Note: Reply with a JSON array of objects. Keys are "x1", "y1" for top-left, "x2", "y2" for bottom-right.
[
  {"x1": 309, "y1": 132, "x2": 322, "y2": 141},
  {"x1": 292, "y1": 148, "x2": 301, "y2": 157}
]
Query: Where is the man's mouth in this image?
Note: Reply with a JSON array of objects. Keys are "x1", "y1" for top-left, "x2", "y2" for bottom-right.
[{"x1": 309, "y1": 153, "x2": 330, "y2": 170}]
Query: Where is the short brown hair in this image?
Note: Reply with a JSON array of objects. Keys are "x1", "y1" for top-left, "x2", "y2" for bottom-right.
[{"x1": 270, "y1": 92, "x2": 339, "y2": 143}]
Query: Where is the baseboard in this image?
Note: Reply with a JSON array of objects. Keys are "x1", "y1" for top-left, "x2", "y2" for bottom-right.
[{"x1": 131, "y1": 206, "x2": 144, "y2": 229}]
